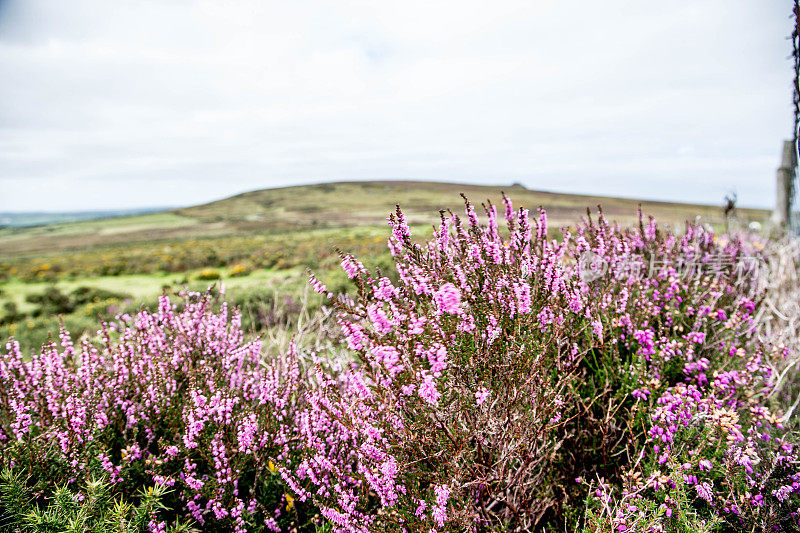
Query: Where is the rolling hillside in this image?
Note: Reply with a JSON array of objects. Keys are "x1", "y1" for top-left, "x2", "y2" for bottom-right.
[{"x1": 0, "y1": 181, "x2": 770, "y2": 257}]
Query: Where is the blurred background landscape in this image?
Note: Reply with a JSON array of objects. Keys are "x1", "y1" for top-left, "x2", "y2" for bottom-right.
[{"x1": 0, "y1": 179, "x2": 773, "y2": 352}]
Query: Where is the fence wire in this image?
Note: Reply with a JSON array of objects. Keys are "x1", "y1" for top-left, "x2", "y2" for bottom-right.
[{"x1": 789, "y1": 1, "x2": 799, "y2": 233}]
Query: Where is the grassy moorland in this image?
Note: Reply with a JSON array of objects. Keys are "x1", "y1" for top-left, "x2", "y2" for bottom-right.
[
  {"x1": 0, "y1": 181, "x2": 769, "y2": 257},
  {"x1": 0, "y1": 181, "x2": 769, "y2": 352}
]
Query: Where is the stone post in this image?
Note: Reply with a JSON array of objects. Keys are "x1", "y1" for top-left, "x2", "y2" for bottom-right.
[{"x1": 773, "y1": 140, "x2": 797, "y2": 229}]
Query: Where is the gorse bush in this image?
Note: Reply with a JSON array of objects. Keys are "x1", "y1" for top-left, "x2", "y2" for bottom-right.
[
  {"x1": 1, "y1": 285, "x2": 133, "y2": 354},
  {"x1": 0, "y1": 195, "x2": 798, "y2": 532},
  {"x1": 0, "y1": 467, "x2": 189, "y2": 533}
]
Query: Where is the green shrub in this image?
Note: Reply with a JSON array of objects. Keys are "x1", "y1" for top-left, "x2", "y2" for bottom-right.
[
  {"x1": 0, "y1": 467, "x2": 190, "y2": 533},
  {"x1": 195, "y1": 268, "x2": 222, "y2": 280}
]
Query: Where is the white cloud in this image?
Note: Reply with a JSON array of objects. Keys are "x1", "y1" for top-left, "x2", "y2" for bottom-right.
[{"x1": 0, "y1": 0, "x2": 794, "y2": 211}]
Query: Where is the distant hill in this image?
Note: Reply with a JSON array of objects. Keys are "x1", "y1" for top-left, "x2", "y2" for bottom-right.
[
  {"x1": 0, "y1": 181, "x2": 770, "y2": 257},
  {"x1": 177, "y1": 180, "x2": 769, "y2": 231}
]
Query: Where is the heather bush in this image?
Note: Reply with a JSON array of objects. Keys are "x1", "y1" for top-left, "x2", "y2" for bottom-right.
[
  {"x1": 569, "y1": 214, "x2": 800, "y2": 532},
  {"x1": 1, "y1": 195, "x2": 799, "y2": 533},
  {"x1": 0, "y1": 293, "x2": 317, "y2": 531},
  {"x1": 286, "y1": 198, "x2": 800, "y2": 532},
  {"x1": 288, "y1": 199, "x2": 596, "y2": 531}
]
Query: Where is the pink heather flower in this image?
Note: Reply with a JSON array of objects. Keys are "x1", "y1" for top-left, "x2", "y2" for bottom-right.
[
  {"x1": 341, "y1": 255, "x2": 364, "y2": 279},
  {"x1": 428, "y1": 344, "x2": 449, "y2": 376},
  {"x1": 698, "y1": 459, "x2": 712, "y2": 471},
  {"x1": 633, "y1": 329, "x2": 655, "y2": 357},
  {"x1": 165, "y1": 445, "x2": 179, "y2": 458},
  {"x1": 631, "y1": 388, "x2": 650, "y2": 401},
  {"x1": 148, "y1": 521, "x2": 167, "y2": 533},
  {"x1": 373, "y1": 345, "x2": 404, "y2": 377},
  {"x1": 408, "y1": 316, "x2": 427, "y2": 335},
  {"x1": 513, "y1": 282, "x2": 531, "y2": 314},
  {"x1": 373, "y1": 277, "x2": 399, "y2": 301},
  {"x1": 695, "y1": 481, "x2": 713, "y2": 502},
  {"x1": 435, "y1": 484, "x2": 450, "y2": 505},
  {"x1": 98, "y1": 453, "x2": 122, "y2": 483},
  {"x1": 308, "y1": 273, "x2": 328, "y2": 295},
  {"x1": 320, "y1": 507, "x2": 350, "y2": 528},
  {"x1": 773, "y1": 485, "x2": 793, "y2": 502},
  {"x1": 418, "y1": 374, "x2": 441, "y2": 406},
  {"x1": 432, "y1": 484, "x2": 450, "y2": 527},
  {"x1": 414, "y1": 499, "x2": 428, "y2": 517},
  {"x1": 475, "y1": 388, "x2": 490, "y2": 406},
  {"x1": 685, "y1": 331, "x2": 706, "y2": 344},
  {"x1": 401, "y1": 384, "x2": 416, "y2": 396},
  {"x1": 434, "y1": 283, "x2": 461, "y2": 314},
  {"x1": 367, "y1": 305, "x2": 393, "y2": 335}
]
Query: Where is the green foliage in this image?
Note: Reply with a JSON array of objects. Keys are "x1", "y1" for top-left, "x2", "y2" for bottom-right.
[
  {"x1": 3, "y1": 230, "x2": 393, "y2": 283},
  {"x1": 0, "y1": 302, "x2": 23, "y2": 326},
  {"x1": 69, "y1": 286, "x2": 131, "y2": 307},
  {"x1": 0, "y1": 285, "x2": 133, "y2": 354},
  {"x1": 195, "y1": 268, "x2": 222, "y2": 280},
  {"x1": 0, "y1": 467, "x2": 191, "y2": 533},
  {"x1": 25, "y1": 286, "x2": 75, "y2": 315}
]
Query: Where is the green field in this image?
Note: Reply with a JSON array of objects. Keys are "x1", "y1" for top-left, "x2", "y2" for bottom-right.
[{"x1": 0, "y1": 180, "x2": 770, "y2": 353}]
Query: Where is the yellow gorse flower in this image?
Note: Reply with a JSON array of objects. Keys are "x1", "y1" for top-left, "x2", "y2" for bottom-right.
[{"x1": 285, "y1": 492, "x2": 294, "y2": 510}]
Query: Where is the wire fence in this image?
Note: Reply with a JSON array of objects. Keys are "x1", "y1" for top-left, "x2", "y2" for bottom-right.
[{"x1": 787, "y1": 1, "x2": 799, "y2": 233}]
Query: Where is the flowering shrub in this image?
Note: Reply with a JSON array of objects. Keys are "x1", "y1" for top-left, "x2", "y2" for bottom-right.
[
  {"x1": 289, "y1": 199, "x2": 800, "y2": 532},
  {"x1": 0, "y1": 467, "x2": 190, "y2": 533},
  {"x1": 288, "y1": 199, "x2": 597, "y2": 531},
  {"x1": 571, "y1": 213, "x2": 800, "y2": 532},
  {"x1": 0, "y1": 294, "x2": 312, "y2": 532},
  {"x1": 1, "y1": 195, "x2": 798, "y2": 532}
]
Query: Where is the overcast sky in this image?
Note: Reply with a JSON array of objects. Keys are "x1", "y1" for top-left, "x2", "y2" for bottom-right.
[{"x1": 0, "y1": 0, "x2": 795, "y2": 211}]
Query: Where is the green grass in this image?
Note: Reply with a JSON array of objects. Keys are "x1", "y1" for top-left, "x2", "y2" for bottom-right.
[
  {"x1": 2, "y1": 268, "x2": 299, "y2": 312},
  {"x1": 0, "y1": 266, "x2": 321, "y2": 354},
  {"x1": 0, "y1": 212, "x2": 196, "y2": 246}
]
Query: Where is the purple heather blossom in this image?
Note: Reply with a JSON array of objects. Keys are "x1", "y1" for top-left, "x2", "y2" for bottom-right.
[
  {"x1": 418, "y1": 373, "x2": 441, "y2": 406},
  {"x1": 695, "y1": 480, "x2": 714, "y2": 501},
  {"x1": 434, "y1": 283, "x2": 461, "y2": 314},
  {"x1": 432, "y1": 484, "x2": 450, "y2": 527},
  {"x1": 475, "y1": 388, "x2": 490, "y2": 406},
  {"x1": 3, "y1": 195, "x2": 797, "y2": 533}
]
